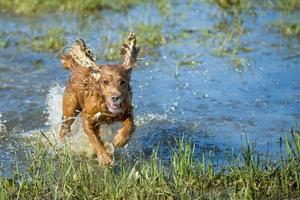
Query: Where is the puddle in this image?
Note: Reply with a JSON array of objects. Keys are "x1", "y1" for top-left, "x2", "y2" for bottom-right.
[{"x1": 0, "y1": 1, "x2": 299, "y2": 176}]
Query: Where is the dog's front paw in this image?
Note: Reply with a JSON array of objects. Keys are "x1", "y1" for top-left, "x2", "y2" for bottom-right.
[
  {"x1": 59, "y1": 128, "x2": 67, "y2": 143},
  {"x1": 104, "y1": 142, "x2": 114, "y2": 157},
  {"x1": 113, "y1": 132, "x2": 130, "y2": 148},
  {"x1": 99, "y1": 153, "x2": 114, "y2": 167}
]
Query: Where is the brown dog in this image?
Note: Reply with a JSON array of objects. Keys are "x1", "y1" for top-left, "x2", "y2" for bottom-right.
[{"x1": 59, "y1": 33, "x2": 139, "y2": 166}]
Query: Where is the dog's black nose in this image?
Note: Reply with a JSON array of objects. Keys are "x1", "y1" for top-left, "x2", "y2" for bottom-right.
[{"x1": 112, "y1": 95, "x2": 120, "y2": 102}]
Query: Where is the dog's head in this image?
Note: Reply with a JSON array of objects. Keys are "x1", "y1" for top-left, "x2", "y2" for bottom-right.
[
  {"x1": 91, "y1": 32, "x2": 139, "y2": 114},
  {"x1": 92, "y1": 65, "x2": 131, "y2": 113},
  {"x1": 60, "y1": 32, "x2": 139, "y2": 114}
]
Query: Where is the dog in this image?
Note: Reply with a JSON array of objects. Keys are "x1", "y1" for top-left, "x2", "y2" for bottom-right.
[{"x1": 59, "y1": 32, "x2": 139, "y2": 166}]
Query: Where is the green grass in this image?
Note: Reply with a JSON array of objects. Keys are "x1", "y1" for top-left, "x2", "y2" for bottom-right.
[
  {"x1": 134, "y1": 23, "x2": 166, "y2": 56},
  {"x1": 197, "y1": 0, "x2": 255, "y2": 72},
  {"x1": 1, "y1": 23, "x2": 165, "y2": 56},
  {"x1": 272, "y1": 0, "x2": 300, "y2": 12},
  {"x1": 135, "y1": 24, "x2": 166, "y2": 48},
  {"x1": 0, "y1": 28, "x2": 66, "y2": 52},
  {"x1": 0, "y1": 0, "x2": 146, "y2": 15},
  {"x1": 0, "y1": 0, "x2": 172, "y2": 16},
  {"x1": 271, "y1": 21, "x2": 300, "y2": 42},
  {"x1": 198, "y1": 23, "x2": 253, "y2": 72},
  {"x1": 13, "y1": 28, "x2": 66, "y2": 53},
  {"x1": 206, "y1": 0, "x2": 252, "y2": 16},
  {"x1": 99, "y1": 23, "x2": 166, "y2": 61},
  {"x1": 31, "y1": 28, "x2": 66, "y2": 52},
  {"x1": 0, "y1": 129, "x2": 299, "y2": 199},
  {"x1": 0, "y1": 32, "x2": 9, "y2": 49}
]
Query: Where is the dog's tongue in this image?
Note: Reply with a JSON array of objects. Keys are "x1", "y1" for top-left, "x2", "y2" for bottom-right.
[
  {"x1": 108, "y1": 102, "x2": 123, "y2": 113},
  {"x1": 111, "y1": 103, "x2": 121, "y2": 110}
]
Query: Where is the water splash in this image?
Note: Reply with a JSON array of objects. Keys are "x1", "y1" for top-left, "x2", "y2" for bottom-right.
[
  {"x1": 44, "y1": 84, "x2": 95, "y2": 156},
  {"x1": 0, "y1": 113, "x2": 7, "y2": 133},
  {"x1": 43, "y1": 85, "x2": 172, "y2": 157},
  {"x1": 135, "y1": 113, "x2": 169, "y2": 127},
  {"x1": 45, "y1": 84, "x2": 64, "y2": 128}
]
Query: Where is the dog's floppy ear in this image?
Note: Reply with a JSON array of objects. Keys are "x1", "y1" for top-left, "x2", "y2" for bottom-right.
[
  {"x1": 60, "y1": 39, "x2": 97, "y2": 70},
  {"x1": 120, "y1": 32, "x2": 140, "y2": 70}
]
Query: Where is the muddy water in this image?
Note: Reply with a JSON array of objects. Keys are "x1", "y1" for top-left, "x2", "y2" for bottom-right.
[{"x1": 0, "y1": 2, "x2": 299, "y2": 174}]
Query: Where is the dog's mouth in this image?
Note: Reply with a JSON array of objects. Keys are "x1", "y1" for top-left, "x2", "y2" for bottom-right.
[{"x1": 108, "y1": 102, "x2": 124, "y2": 113}]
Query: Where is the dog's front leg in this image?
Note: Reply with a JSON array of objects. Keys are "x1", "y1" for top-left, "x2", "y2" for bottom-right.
[
  {"x1": 82, "y1": 114, "x2": 114, "y2": 166},
  {"x1": 114, "y1": 115, "x2": 134, "y2": 147}
]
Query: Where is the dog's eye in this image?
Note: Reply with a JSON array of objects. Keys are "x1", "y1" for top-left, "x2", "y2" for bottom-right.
[
  {"x1": 120, "y1": 80, "x2": 126, "y2": 85},
  {"x1": 103, "y1": 80, "x2": 109, "y2": 85}
]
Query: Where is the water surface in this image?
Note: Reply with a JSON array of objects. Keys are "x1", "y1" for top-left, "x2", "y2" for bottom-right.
[{"x1": 0, "y1": 1, "x2": 299, "y2": 175}]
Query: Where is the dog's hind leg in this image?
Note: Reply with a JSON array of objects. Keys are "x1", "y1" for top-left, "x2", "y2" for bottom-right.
[{"x1": 59, "y1": 93, "x2": 79, "y2": 142}]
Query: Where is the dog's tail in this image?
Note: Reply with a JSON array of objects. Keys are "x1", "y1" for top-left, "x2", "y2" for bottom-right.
[{"x1": 60, "y1": 39, "x2": 97, "y2": 70}]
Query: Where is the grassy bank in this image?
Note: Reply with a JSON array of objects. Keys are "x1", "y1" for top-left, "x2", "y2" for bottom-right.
[
  {"x1": 0, "y1": 0, "x2": 171, "y2": 16},
  {"x1": 101, "y1": 23, "x2": 166, "y2": 61},
  {"x1": 0, "y1": 129, "x2": 299, "y2": 199},
  {"x1": 271, "y1": 21, "x2": 300, "y2": 42},
  {"x1": 273, "y1": 0, "x2": 300, "y2": 12},
  {"x1": 0, "y1": 0, "x2": 144, "y2": 15}
]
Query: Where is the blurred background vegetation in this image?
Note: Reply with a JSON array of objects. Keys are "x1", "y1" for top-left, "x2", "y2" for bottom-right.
[{"x1": 0, "y1": 0, "x2": 299, "y2": 68}]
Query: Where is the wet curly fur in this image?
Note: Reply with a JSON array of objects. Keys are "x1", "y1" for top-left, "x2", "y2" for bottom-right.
[{"x1": 59, "y1": 33, "x2": 139, "y2": 166}]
